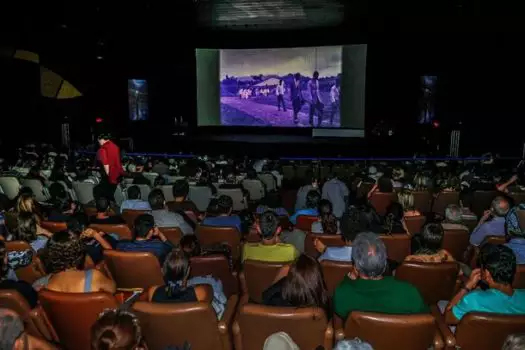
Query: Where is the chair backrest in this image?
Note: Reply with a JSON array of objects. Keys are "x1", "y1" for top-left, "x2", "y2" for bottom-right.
[
  {"x1": 442, "y1": 229, "x2": 471, "y2": 262},
  {"x1": 158, "y1": 227, "x2": 182, "y2": 246},
  {"x1": 233, "y1": 303, "x2": 331, "y2": 350},
  {"x1": 304, "y1": 233, "x2": 345, "y2": 258},
  {"x1": 188, "y1": 186, "x2": 212, "y2": 212},
  {"x1": 404, "y1": 215, "x2": 426, "y2": 235},
  {"x1": 432, "y1": 191, "x2": 459, "y2": 215},
  {"x1": 5, "y1": 241, "x2": 45, "y2": 284},
  {"x1": 320, "y1": 260, "x2": 353, "y2": 296},
  {"x1": 40, "y1": 221, "x2": 67, "y2": 233},
  {"x1": 114, "y1": 185, "x2": 125, "y2": 206},
  {"x1": 190, "y1": 255, "x2": 238, "y2": 297},
  {"x1": 258, "y1": 173, "x2": 276, "y2": 192},
  {"x1": 0, "y1": 177, "x2": 21, "y2": 200},
  {"x1": 481, "y1": 235, "x2": 507, "y2": 246},
  {"x1": 89, "y1": 223, "x2": 133, "y2": 240},
  {"x1": 241, "y1": 260, "x2": 291, "y2": 303},
  {"x1": 296, "y1": 215, "x2": 318, "y2": 232},
  {"x1": 455, "y1": 312, "x2": 525, "y2": 350},
  {"x1": 103, "y1": 250, "x2": 164, "y2": 290},
  {"x1": 514, "y1": 264, "x2": 525, "y2": 289},
  {"x1": 379, "y1": 234, "x2": 411, "y2": 263},
  {"x1": 132, "y1": 301, "x2": 224, "y2": 350},
  {"x1": 395, "y1": 261, "x2": 459, "y2": 304},
  {"x1": 282, "y1": 165, "x2": 295, "y2": 180},
  {"x1": 39, "y1": 290, "x2": 118, "y2": 350},
  {"x1": 344, "y1": 311, "x2": 438, "y2": 350},
  {"x1": 142, "y1": 172, "x2": 159, "y2": 187},
  {"x1": 159, "y1": 185, "x2": 174, "y2": 202},
  {"x1": 369, "y1": 192, "x2": 396, "y2": 216},
  {"x1": 472, "y1": 191, "x2": 498, "y2": 218},
  {"x1": 217, "y1": 188, "x2": 247, "y2": 211},
  {"x1": 412, "y1": 191, "x2": 432, "y2": 214},
  {"x1": 196, "y1": 225, "x2": 242, "y2": 260},
  {"x1": 242, "y1": 179, "x2": 265, "y2": 201},
  {"x1": 121, "y1": 209, "x2": 150, "y2": 229},
  {"x1": 21, "y1": 179, "x2": 50, "y2": 202},
  {"x1": 72, "y1": 181, "x2": 95, "y2": 205}
]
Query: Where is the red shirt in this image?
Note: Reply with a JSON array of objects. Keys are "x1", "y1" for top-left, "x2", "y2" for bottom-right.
[{"x1": 98, "y1": 140, "x2": 123, "y2": 184}]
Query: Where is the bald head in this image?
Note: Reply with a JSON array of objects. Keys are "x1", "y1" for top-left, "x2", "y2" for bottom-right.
[
  {"x1": 491, "y1": 196, "x2": 509, "y2": 217},
  {"x1": 352, "y1": 232, "x2": 387, "y2": 278},
  {"x1": 0, "y1": 309, "x2": 24, "y2": 350}
]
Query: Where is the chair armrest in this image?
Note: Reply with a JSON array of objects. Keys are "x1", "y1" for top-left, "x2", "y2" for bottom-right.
[
  {"x1": 218, "y1": 294, "x2": 239, "y2": 334},
  {"x1": 324, "y1": 323, "x2": 334, "y2": 350},
  {"x1": 333, "y1": 314, "x2": 345, "y2": 341},
  {"x1": 430, "y1": 305, "x2": 456, "y2": 349},
  {"x1": 239, "y1": 271, "x2": 248, "y2": 295}
]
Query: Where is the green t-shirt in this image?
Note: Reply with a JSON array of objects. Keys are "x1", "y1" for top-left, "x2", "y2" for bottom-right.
[{"x1": 333, "y1": 276, "x2": 429, "y2": 320}]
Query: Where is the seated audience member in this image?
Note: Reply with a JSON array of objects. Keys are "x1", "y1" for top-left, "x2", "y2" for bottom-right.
[
  {"x1": 405, "y1": 223, "x2": 454, "y2": 263},
  {"x1": 256, "y1": 193, "x2": 288, "y2": 217},
  {"x1": 0, "y1": 241, "x2": 38, "y2": 308},
  {"x1": 219, "y1": 168, "x2": 248, "y2": 196},
  {"x1": 290, "y1": 190, "x2": 321, "y2": 225},
  {"x1": 262, "y1": 254, "x2": 329, "y2": 314},
  {"x1": 380, "y1": 202, "x2": 408, "y2": 234},
  {"x1": 89, "y1": 197, "x2": 125, "y2": 225},
  {"x1": 67, "y1": 214, "x2": 116, "y2": 265},
  {"x1": 311, "y1": 199, "x2": 340, "y2": 234},
  {"x1": 314, "y1": 209, "x2": 359, "y2": 262},
  {"x1": 15, "y1": 212, "x2": 51, "y2": 252},
  {"x1": 151, "y1": 159, "x2": 170, "y2": 176},
  {"x1": 33, "y1": 231, "x2": 116, "y2": 293},
  {"x1": 506, "y1": 213, "x2": 525, "y2": 264},
  {"x1": 15, "y1": 193, "x2": 51, "y2": 237},
  {"x1": 120, "y1": 185, "x2": 151, "y2": 213},
  {"x1": 397, "y1": 191, "x2": 421, "y2": 217},
  {"x1": 470, "y1": 196, "x2": 509, "y2": 246},
  {"x1": 367, "y1": 175, "x2": 394, "y2": 198},
  {"x1": 444, "y1": 245, "x2": 525, "y2": 324},
  {"x1": 167, "y1": 180, "x2": 199, "y2": 214},
  {"x1": 243, "y1": 211, "x2": 299, "y2": 262},
  {"x1": 196, "y1": 170, "x2": 217, "y2": 196},
  {"x1": 334, "y1": 338, "x2": 374, "y2": 350},
  {"x1": 441, "y1": 204, "x2": 469, "y2": 231},
  {"x1": 392, "y1": 167, "x2": 405, "y2": 189},
  {"x1": 149, "y1": 249, "x2": 226, "y2": 318},
  {"x1": 148, "y1": 189, "x2": 193, "y2": 234},
  {"x1": 295, "y1": 172, "x2": 319, "y2": 211},
  {"x1": 502, "y1": 334, "x2": 525, "y2": 350},
  {"x1": 46, "y1": 182, "x2": 78, "y2": 222},
  {"x1": 201, "y1": 195, "x2": 242, "y2": 233},
  {"x1": 322, "y1": 173, "x2": 349, "y2": 219},
  {"x1": 116, "y1": 214, "x2": 173, "y2": 263},
  {"x1": 25, "y1": 165, "x2": 47, "y2": 187},
  {"x1": 333, "y1": 232, "x2": 428, "y2": 320},
  {"x1": 0, "y1": 309, "x2": 57, "y2": 350},
  {"x1": 91, "y1": 309, "x2": 149, "y2": 350},
  {"x1": 180, "y1": 235, "x2": 232, "y2": 270}
]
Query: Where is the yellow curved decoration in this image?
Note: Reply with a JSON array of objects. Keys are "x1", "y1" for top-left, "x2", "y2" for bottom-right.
[
  {"x1": 40, "y1": 66, "x2": 62, "y2": 98},
  {"x1": 57, "y1": 80, "x2": 82, "y2": 99},
  {"x1": 14, "y1": 50, "x2": 39, "y2": 64}
]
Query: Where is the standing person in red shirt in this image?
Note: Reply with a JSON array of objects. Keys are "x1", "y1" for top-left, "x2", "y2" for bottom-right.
[{"x1": 97, "y1": 133, "x2": 124, "y2": 201}]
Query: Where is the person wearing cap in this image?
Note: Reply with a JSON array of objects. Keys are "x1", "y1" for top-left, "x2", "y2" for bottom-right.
[{"x1": 97, "y1": 133, "x2": 124, "y2": 201}]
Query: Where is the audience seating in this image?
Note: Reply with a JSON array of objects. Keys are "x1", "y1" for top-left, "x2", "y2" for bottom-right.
[
  {"x1": 395, "y1": 261, "x2": 459, "y2": 304},
  {"x1": 304, "y1": 233, "x2": 345, "y2": 258},
  {"x1": 158, "y1": 227, "x2": 182, "y2": 246},
  {"x1": 233, "y1": 303, "x2": 333, "y2": 350},
  {"x1": 472, "y1": 191, "x2": 498, "y2": 218},
  {"x1": 0, "y1": 176, "x2": 21, "y2": 200},
  {"x1": 122, "y1": 209, "x2": 150, "y2": 229},
  {"x1": 442, "y1": 229, "x2": 470, "y2": 262},
  {"x1": 188, "y1": 186, "x2": 212, "y2": 212},
  {"x1": 432, "y1": 191, "x2": 459, "y2": 216},
  {"x1": 404, "y1": 215, "x2": 426, "y2": 235},
  {"x1": 21, "y1": 179, "x2": 51, "y2": 202},
  {"x1": 295, "y1": 215, "x2": 318, "y2": 232},
  {"x1": 132, "y1": 296, "x2": 239, "y2": 350},
  {"x1": 89, "y1": 223, "x2": 133, "y2": 240},
  {"x1": 258, "y1": 173, "x2": 277, "y2": 192},
  {"x1": 240, "y1": 260, "x2": 290, "y2": 304},
  {"x1": 190, "y1": 255, "x2": 238, "y2": 297},
  {"x1": 379, "y1": 234, "x2": 411, "y2": 263},
  {"x1": 412, "y1": 191, "x2": 432, "y2": 214},
  {"x1": 513, "y1": 264, "x2": 525, "y2": 289},
  {"x1": 320, "y1": 260, "x2": 353, "y2": 295},
  {"x1": 103, "y1": 250, "x2": 164, "y2": 290},
  {"x1": 369, "y1": 192, "x2": 396, "y2": 216},
  {"x1": 72, "y1": 181, "x2": 95, "y2": 205},
  {"x1": 40, "y1": 221, "x2": 67, "y2": 233},
  {"x1": 39, "y1": 290, "x2": 119, "y2": 350},
  {"x1": 160, "y1": 185, "x2": 175, "y2": 202},
  {"x1": 217, "y1": 188, "x2": 247, "y2": 211},
  {"x1": 242, "y1": 179, "x2": 265, "y2": 201},
  {"x1": 5, "y1": 241, "x2": 46, "y2": 284},
  {"x1": 196, "y1": 225, "x2": 242, "y2": 260}
]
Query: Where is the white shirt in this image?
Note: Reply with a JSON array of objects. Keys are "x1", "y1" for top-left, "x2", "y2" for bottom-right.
[
  {"x1": 276, "y1": 84, "x2": 285, "y2": 96},
  {"x1": 330, "y1": 85, "x2": 340, "y2": 103}
]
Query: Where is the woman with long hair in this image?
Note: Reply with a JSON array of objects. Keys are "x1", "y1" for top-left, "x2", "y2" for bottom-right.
[
  {"x1": 397, "y1": 191, "x2": 421, "y2": 217},
  {"x1": 405, "y1": 223, "x2": 454, "y2": 263},
  {"x1": 15, "y1": 212, "x2": 50, "y2": 252},
  {"x1": 15, "y1": 193, "x2": 52, "y2": 237},
  {"x1": 381, "y1": 202, "x2": 408, "y2": 234},
  {"x1": 311, "y1": 199, "x2": 339, "y2": 234}
]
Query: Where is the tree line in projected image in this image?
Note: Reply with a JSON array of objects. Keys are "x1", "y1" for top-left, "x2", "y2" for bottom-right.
[{"x1": 220, "y1": 46, "x2": 342, "y2": 128}]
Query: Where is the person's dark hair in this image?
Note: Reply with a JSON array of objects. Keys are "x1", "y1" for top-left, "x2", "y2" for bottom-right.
[
  {"x1": 179, "y1": 235, "x2": 201, "y2": 257},
  {"x1": 479, "y1": 244, "x2": 516, "y2": 285},
  {"x1": 67, "y1": 213, "x2": 90, "y2": 237},
  {"x1": 246, "y1": 168, "x2": 257, "y2": 180},
  {"x1": 49, "y1": 182, "x2": 67, "y2": 201},
  {"x1": 318, "y1": 199, "x2": 333, "y2": 218},
  {"x1": 133, "y1": 214, "x2": 155, "y2": 240},
  {"x1": 417, "y1": 223, "x2": 445, "y2": 254},
  {"x1": 217, "y1": 195, "x2": 233, "y2": 215},
  {"x1": 259, "y1": 211, "x2": 280, "y2": 240},
  {"x1": 340, "y1": 207, "x2": 364, "y2": 243},
  {"x1": 0, "y1": 309, "x2": 25, "y2": 350},
  {"x1": 294, "y1": 72, "x2": 301, "y2": 80},
  {"x1": 153, "y1": 176, "x2": 166, "y2": 187},
  {"x1": 15, "y1": 212, "x2": 38, "y2": 243},
  {"x1": 18, "y1": 186, "x2": 33, "y2": 197},
  {"x1": 305, "y1": 190, "x2": 321, "y2": 209},
  {"x1": 148, "y1": 189, "x2": 165, "y2": 210},
  {"x1": 93, "y1": 184, "x2": 105, "y2": 201},
  {"x1": 47, "y1": 231, "x2": 86, "y2": 273},
  {"x1": 127, "y1": 185, "x2": 141, "y2": 200},
  {"x1": 321, "y1": 215, "x2": 338, "y2": 235},
  {"x1": 97, "y1": 133, "x2": 111, "y2": 141},
  {"x1": 377, "y1": 176, "x2": 393, "y2": 193},
  {"x1": 313, "y1": 71, "x2": 319, "y2": 78},
  {"x1": 281, "y1": 254, "x2": 329, "y2": 314},
  {"x1": 279, "y1": 79, "x2": 283, "y2": 84},
  {"x1": 95, "y1": 197, "x2": 110, "y2": 213},
  {"x1": 162, "y1": 249, "x2": 191, "y2": 298},
  {"x1": 383, "y1": 202, "x2": 405, "y2": 234},
  {"x1": 198, "y1": 170, "x2": 211, "y2": 185},
  {"x1": 172, "y1": 180, "x2": 190, "y2": 199},
  {"x1": 91, "y1": 309, "x2": 145, "y2": 350},
  {"x1": 205, "y1": 198, "x2": 219, "y2": 217}
]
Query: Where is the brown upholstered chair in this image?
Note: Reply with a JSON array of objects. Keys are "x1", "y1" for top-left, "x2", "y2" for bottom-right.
[
  {"x1": 432, "y1": 191, "x2": 459, "y2": 216},
  {"x1": 337, "y1": 311, "x2": 443, "y2": 350},
  {"x1": 158, "y1": 227, "x2": 182, "y2": 246},
  {"x1": 132, "y1": 296, "x2": 238, "y2": 350},
  {"x1": 369, "y1": 192, "x2": 396, "y2": 216},
  {"x1": 5, "y1": 241, "x2": 46, "y2": 284},
  {"x1": 481, "y1": 235, "x2": 507, "y2": 245},
  {"x1": 413, "y1": 191, "x2": 432, "y2": 214},
  {"x1": 103, "y1": 250, "x2": 164, "y2": 290},
  {"x1": 295, "y1": 215, "x2": 318, "y2": 232},
  {"x1": 511, "y1": 193, "x2": 525, "y2": 206},
  {"x1": 84, "y1": 207, "x2": 116, "y2": 217},
  {"x1": 240, "y1": 260, "x2": 291, "y2": 303},
  {"x1": 39, "y1": 290, "x2": 118, "y2": 350},
  {"x1": 380, "y1": 234, "x2": 411, "y2": 263},
  {"x1": 404, "y1": 215, "x2": 426, "y2": 235},
  {"x1": 40, "y1": 221, "x2": 67, "y2": 233},
  {"x1": 196, "y1": 225, "x2": 242, "y2": 260},
  {"x1": 89, "y1": 223, "x2": 133, "y2": 240},
  {"x1": 121, "y1": 209, "x2": 150, "y2": 229},
  {"x1": 190, "y1": 255, "x2": 238, "y2": 297},
  {"x1": 395, "y1": 261, "x2": 459, "y2": 304},
  {"x1": 442, "y1": 229, "x2": 470, "y2": 262},
  {"x1": 304, "y1": 233, "x2": 345, "y2": 258},
  {"x1": 513, "y1": 264, "x2": 525, "y2": 289},
  {"x1": 453, "y1": 312, "x2": 525, "y2": 350},
  {"x1": 472, "y1": 191, "x2": 498, "y2": 218},
  {"x1": 320, "y1": 260, "x2": 353, "y2": 296},
  {"x1": 0, "y1": 290, "x2": 56, "y2": 341},
  {"x1": 233, "y1": 303, "x2": 333, "y2": 350}
]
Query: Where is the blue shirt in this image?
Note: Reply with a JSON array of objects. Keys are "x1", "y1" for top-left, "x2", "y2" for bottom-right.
[
  {"x1": 116, "y1": 239, "x2": 173, "y2": 263},
  {"x1": 202, "y1": 215, "x2": 242, "y2": 233},
  {"x1": 289, "y1": 208, "x2": 318, "y2": 225},
  {"x1": 318, "y1": 246, "x2": 352, "y2": 262},
  {"x1": 506, "y1": 238, "x2": 525, "y2": 264},
  {"x1": 30, "y1": 236, "x2": 49, "y2": 252},
  {"x1": 452, "y1": 288, "x2": 525, "y2": 321},
  {"x1": 469, "y1": 217, "x2": 506, "y2": 246},
  {"x1": 120, "y1": 199, "x2": 152, "y2": 213}
]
